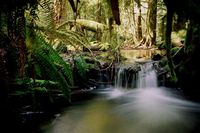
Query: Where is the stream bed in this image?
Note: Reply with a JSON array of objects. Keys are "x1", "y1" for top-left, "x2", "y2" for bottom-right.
[{"x1": 39, "y1": 61, "x2": 200, "y2": 133}]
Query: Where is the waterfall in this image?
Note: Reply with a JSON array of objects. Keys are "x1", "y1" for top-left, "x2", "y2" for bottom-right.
[
  {"x1": 137, "y1": 62, "x2": 158, "y2": 88},
  {"x1": 114, "y1": 65, "x2": 138, "y2": 89},
  {"x1": 114, "y1": 61, "x2": 157, "y2": 89},
  {"x1": 115, "y1": 67, "x2": 127, "y2": 88}
]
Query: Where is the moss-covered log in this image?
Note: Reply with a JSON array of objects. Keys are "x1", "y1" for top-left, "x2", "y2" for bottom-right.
[{"x1": 57, "y1": 19, "x2": 108, "y2": 32}]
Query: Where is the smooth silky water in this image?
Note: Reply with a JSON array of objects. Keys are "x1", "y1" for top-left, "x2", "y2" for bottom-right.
[{"x1": 40, "y1": 61, "x2": 200, "y2": 133}]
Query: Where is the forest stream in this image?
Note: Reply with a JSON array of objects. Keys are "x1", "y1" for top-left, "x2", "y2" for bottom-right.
[
  {"x1": 2, "y1": 1, "x2": 200, "y2": 133},
  {"x1": 39, "y1": 61, "x2": 200, "y2": 133}
]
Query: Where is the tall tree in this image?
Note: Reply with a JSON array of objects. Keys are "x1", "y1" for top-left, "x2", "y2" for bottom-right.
[
  {"x1": 136, "y1": 0, "x2": 143, "y2": 41},
  {"x1": 132, "y1": 0, "x2": 136, "y2": 42},
  {"x1": 110, "y1": 0, "x2": 120, "y2": 25},
  {"x1": 17, "y1": 9, "x2": 27, "y2": 77},
  {"x1": 137, "y1": 0, "x2": 158, "y2": 48},
  {"x1": 146, "y1": 0, "x2": 157, "y2": 47},
  {"x1": 96, "y1": 0, "x2": 102, "y2": 40},
  {"x1": 157, "y1": 1, "x2": 166, "y2": 42},
  {"x1": 165, "y1": 4, "x2": 177, "y2": 81}
]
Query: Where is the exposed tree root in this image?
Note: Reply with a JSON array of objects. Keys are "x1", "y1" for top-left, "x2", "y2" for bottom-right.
[{"x1": 134, "y1": 35, "x2": 152, "y2": 49}]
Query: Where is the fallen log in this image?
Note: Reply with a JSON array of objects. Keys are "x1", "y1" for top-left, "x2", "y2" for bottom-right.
[{"x1": 57, "y1": 19, "x2": 108, "y2": 32}]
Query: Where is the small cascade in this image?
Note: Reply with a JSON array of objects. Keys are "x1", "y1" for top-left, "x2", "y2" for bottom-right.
[
  {"x1": 114, "y1": 67, "x2": 127, "y2": 88},
  {"x1": 114, "y1": 65, "x2": 138, "y2": 89},
  {"x1": 109, "y1": 65, "x2": 139, "y2": 98},
  {"x1": 137, "y1": 62, "x2": 158, "y2": 88},
  {"x1": 114, "y1": 61, "x2": 157, "y2": 90}
]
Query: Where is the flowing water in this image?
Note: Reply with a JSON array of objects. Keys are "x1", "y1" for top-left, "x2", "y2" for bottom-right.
[{"x1": 40, "y1": 61, "x2": 200, "y2": 133}]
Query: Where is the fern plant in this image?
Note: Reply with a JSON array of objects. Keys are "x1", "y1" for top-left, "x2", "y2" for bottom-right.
[
  {"x1": 26, "y1": 28, "x2": 73, "y2": 100},
  {"x1": 34, "y1": 0, "x2": 92, "y2": 53},
  {"x1": 73, "y1": 55, "x2": 90, "y2": 78}
]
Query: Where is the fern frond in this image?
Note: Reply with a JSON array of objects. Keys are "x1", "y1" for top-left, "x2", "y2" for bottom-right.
[
  {"x1": 36, "y1": 0, "x2": 56, "y2": 29},
  {"x1": 35, "y1": 33, "x2": 73, "y2": 84},
  {"x1": 32, "y1": 25, "x2": 93, "y2": 53},
  {"x1": 74, "y1": 55, "x2": 90, "y2": 78},
  {"x1": 33, "y1": 48, "x2": 71, "y2": 98},
  {"x1": 26, "y1": 29, "x2": 73, "y2": 100}
]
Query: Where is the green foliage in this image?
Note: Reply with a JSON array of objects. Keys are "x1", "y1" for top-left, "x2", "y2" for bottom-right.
[
  {"x1": 14, "y1": 78, "x2": 52, "y2": 109},
  {"x1": 36, "y1": 0, "x2": 55, "y2": 29},
  {"x1": 32, "y1": 24, "x2": 91, "y2": 53},
  {"x1": 74, "y1": 55, "x2": 91, "y2": 78},
  {"x1": 34, "y1": 0, "x2": 91, "y2": 53},
  {"x1": 14, "y1": 78, "x2": 57, "y2": 98},
  {"x1": 14, "y1": 87, "x2": 48, "y2": 97},
  {"x1": 34, "y1": 63, "x2": 42, "y2": 77},
  {"x1": 53, "y1": 29, "x2": 91, "y2": 52},
  {"x1": 177, "y1": 30, "x2": 187, "y2": 39},
  {"x1": 156, "y1": 37, "x2": 165, "y2": 49},
  {"x1": 99, "y1": 42, "x2": 111, "y2": 51},
  {"x1": 54, "y1": 42, "x2": 69, "y2": 53},
  {"x1": 171, "y1": 47, "x2": 181, "y2": 56},
  {"x1": 31, "y1": 87, "x2": 48, "y2": 93},
  {"x1": 29, "y1": 78, "x2": 59, "y2": 88},
  {"x1": 103, "y1": 0, "x2": 112, "y2": 19},
  {"x1": 26, "y1": 30, "x2": 73, "y2": 100},
  {"x1": 171, "y1": 30, "x2": 186, "y2": 40}
]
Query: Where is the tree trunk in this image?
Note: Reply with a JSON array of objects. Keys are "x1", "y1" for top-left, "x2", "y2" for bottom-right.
[
  {"x1": 132, "y1": 0, "x2": 136, "y2": 43},
  {"x1": 96, "y1": 0, "x2": 102, "y2": 41},
  {"x1": 137, "y1": 0, "x2": 142, "y2": 41},
  {"x1": 68, "y1": 0, "x2": 76, "y2": 13},
  {"x1": 53, "y1": 0, "x2": 62, "y2": 23},
  {"x1": 159, "y1": 15, "x2": 166, "y2": 41},
  {"x1": 7, "y1": 10, "x2": 27, "y2": 78},
  {"x1": 139, "y1": 0, "x2": 157, "y2": 48},
  {"x1": 110, "y1": 0, "x2": 120, "y2": 25},
  {"x1": 17, "y1": 9, "x2": 27, "y2": 77},
  {"x1": 165, "y1": 8, "x2": 177, "y2": 81},
  {"x1": 147, "y1": 0, "x2": 157, "y2": 46}
]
